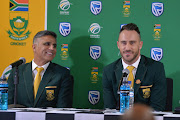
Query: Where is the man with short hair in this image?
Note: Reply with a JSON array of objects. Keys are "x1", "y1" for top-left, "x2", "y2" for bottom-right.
[
  {"x1": 102, "y1": 23, "x2": 167, "y2": 111},
  {"x1": 8, "y1": 30, "x2": 73, "y2": 108}
]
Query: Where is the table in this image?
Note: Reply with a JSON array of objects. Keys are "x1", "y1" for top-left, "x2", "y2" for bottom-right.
[{"x1": 0, "y1": 108, "x2": 178, "y2": 120}]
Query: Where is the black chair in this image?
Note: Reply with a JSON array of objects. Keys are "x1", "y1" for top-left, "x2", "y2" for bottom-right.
[{"x1": 165, "y1": 78, "x2": 173, "y2": 111}]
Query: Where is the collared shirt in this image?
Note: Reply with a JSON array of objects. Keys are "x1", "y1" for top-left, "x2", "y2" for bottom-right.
[
  {"x1": 32, "y1": 60, "x2": 50, "y2": 82},
  {"x1": 122, "y1": 55, "x2": 141, "y2": 79}
]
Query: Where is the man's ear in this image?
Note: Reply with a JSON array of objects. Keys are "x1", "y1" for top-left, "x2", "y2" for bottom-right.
[
  {"x1": 117, "y1": 41, "x2": 120, "y2": 49},
  {"x1": 32, "y1": 44, "x2": 36, "y2": 52}
]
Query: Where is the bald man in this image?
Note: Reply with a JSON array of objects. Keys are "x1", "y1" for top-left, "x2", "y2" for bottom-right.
[{"x1": 123, "y1": 103, "x2": 155, "y2": 120}]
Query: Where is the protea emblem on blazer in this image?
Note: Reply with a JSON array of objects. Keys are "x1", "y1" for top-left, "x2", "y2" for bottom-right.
[{"x1": 46, "y1": 90, "x2": 55, "y2": 101}]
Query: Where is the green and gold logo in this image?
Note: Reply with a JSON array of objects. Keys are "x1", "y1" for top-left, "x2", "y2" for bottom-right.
[
  {"x1": 60, "y1": 44, "x2": 69, "y2": 60},
  {"x1": 143, "y1": 88, "x2": 151, "y2": 98},
  {"x1": 122, "y1": 1, "x2": 130, "y2": 17},
  {"x1": 91, "y1": 67, "x2": 99, "y2": 83},
  {"x1": 7, "y1": 13, "x2": 30, "y2": 40},
  {"x1": 46, "y1": 90, "x2": 55, "y2": 101},
  {"x1": 153, "y1": 24, "x2": 161, "y2": 40}
]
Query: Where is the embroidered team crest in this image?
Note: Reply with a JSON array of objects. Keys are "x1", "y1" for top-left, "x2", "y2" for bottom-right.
[
  {"x1": 152, "y1": 2, "x2": 164, "y2": 17},
  {"x1": 46, "y1": 90, "x2": 55, "y2": 101},
  {"x1": 142, "y1": 88, "x2": 151, "y2": 99},
  {"x1": 90, "y1": 46, "x2": 101, "y2": 60},
  {"x1": 90, "y1": 1, "x2": 102, "y2": 15},
  {"x1": 59, "y1": 22, "x2": 71, "y2": 37},
  {"x1": 151, "y1": 48, "x2": 163, "y2": 61},
  {"x1": 88, "y1": 90, "x2": 100, "y2": 105}
]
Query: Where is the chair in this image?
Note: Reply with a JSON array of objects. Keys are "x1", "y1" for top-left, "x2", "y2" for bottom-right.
[{"x1": 165, "y1": 78, "x2": 173, "y2": 111}]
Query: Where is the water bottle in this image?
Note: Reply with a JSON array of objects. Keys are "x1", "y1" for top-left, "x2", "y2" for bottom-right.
[
  {"x1": 0, "y1": 76, "x2": 8, "y2": 110},
  {"x1": 119, "y1": 77, "x2": 130, "y2": 113},
  {"x1": 129, "y1": 87, "x2": 134, "y2": 108}
]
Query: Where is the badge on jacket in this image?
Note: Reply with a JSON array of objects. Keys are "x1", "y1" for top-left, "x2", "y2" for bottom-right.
[
  {"x1": 45, "y1": 86, "x2": 57, "y2": 101},
  {"x1": 142, "y1": 88, "x2": 151, "y2": 98}
]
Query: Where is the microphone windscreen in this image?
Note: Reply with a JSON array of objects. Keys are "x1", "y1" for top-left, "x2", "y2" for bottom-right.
[{"x1": 19, "y1": 57, "x2": 26, "y2": 64}]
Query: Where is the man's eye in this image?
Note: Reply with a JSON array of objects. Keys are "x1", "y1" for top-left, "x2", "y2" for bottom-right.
[
  {"x1": 53, "y1": 44, "x2": 57, "y2": 48},
  {"x1": 121, "y1": 41, "x2": 126, "y2": 45},
  {"x1": 44, "y1": 42, "x2": 50, "y2": 46},
  {"x1": 130, "y1": 41, "x2": 135, "y2": 45}
]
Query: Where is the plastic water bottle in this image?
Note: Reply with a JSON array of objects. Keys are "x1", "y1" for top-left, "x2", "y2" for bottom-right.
[
  {"x1": 119, "y1": 77, "x2": 130, "y2": 113},
  {"x1": 0, "y1": 76, "x2": 8, "y2": 110},
  {"x1": 129, "y1": 87, "x2": 134, "y2": 108}
]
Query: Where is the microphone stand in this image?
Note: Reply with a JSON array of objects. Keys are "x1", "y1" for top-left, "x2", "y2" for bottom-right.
[
  {"x1": 14, "y1": 66, "x2": 19, "y2": 106},
  {"x1": 9, "y1": 66, "x2": 25, "y2": 108}
]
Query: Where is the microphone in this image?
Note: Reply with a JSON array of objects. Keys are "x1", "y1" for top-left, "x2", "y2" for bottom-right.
[{"x1": 10, "y1": 57, "x2": 26, "y2": 68}]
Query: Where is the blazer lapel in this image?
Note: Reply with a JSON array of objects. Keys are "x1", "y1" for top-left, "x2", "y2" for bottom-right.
[
  {"x1": 34, "y1": 62, "x2": 55, "y2": 106},
  {"x1": 115, "y1": 59, "x2": 123, "y2": 90},
  {"x1": 134, "y1": 56, "x2": 147, "y2": 96},
  {"x1": 23, "y1": 62, "x2": 34, "y2": 106}
]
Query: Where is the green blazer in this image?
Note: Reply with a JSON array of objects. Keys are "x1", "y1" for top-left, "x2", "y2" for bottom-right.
[
  {"x1": 102, "y1": 55, "x2": 167, "y2": 111},
  {"x1": 8, "y1": 62, "x2": 73, "y2": 108}
]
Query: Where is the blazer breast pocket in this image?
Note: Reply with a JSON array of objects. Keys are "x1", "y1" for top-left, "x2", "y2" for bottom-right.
[{"x1": 139, "y1": 85, "x2": 152, "y2": 99}]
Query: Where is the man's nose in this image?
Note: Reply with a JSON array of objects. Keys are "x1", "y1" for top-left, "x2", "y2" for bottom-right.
[
  {"x1": 125, "y1": 43, "x2": 131, "y2": 50},
  {"x1": 49, "y1": 45, "x2": 55, "y2": 50}
]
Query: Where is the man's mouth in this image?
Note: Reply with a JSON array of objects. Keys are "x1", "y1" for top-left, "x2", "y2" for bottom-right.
[{"x1": 46, "y1": 52, "x2": 53, "y2": 55}]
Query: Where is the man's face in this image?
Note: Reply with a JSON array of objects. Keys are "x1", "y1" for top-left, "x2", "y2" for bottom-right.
[
  {"x1": 32, "y1": 35, "x2": 57, "y2": 66},
  {"x1": 117, "y1": 30, "x2": 143, "y2": 65}
]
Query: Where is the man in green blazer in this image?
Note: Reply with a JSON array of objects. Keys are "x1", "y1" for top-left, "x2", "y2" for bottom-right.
[
  {"x1": 102, "y1": 23, "x2": 167, "y2": 111},
  {"x1": 8, "y1": 30, "x2": 73, "y2": 108}
]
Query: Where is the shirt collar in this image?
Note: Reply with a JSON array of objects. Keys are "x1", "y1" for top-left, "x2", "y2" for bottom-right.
[
  {"x1": 122, "y1": 55, "x2": 141, "y2": 69},
  {"x1": 32, "y1": 60, "x2": 50, "y2": 71}
]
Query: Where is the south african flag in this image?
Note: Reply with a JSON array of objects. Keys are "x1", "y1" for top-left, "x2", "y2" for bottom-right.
[{"x1": 10, "y1": 0, "x2": 28, "y2": 11}]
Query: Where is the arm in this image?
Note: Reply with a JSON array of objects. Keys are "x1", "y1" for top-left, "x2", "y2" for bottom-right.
[
  {"x1": 150, "y1": 63, "x2": 167, "y2": 111},
  {"x1": 102, "y1": 69, "x2": 117, "y2": 109},
  {"x1": 56, "y1": 70, "x2": 73, "y2": 108}
]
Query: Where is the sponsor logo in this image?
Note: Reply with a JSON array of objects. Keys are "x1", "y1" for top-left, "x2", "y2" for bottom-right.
[
  {"x1": 122, "y1": 1, "x2": 130, "y2": 17},
  {"x1": 60, "y1": 44, "x2": 69, "y2": 60},
  {"x1": 88, "y1": 90, "x2": 100, "y2": 105},
  {"x1": 90, "y1": 1, "x2": 102, "y2": 15},
  {"x1": 151, "y1": 47, "x2": 163, "y2": 61},
  {"x1": 58, "y1": 0, "x2": 72, "y2": 15},
  {"x1": 152, "y1": 2, "x2": 164, "y2": 17},
  {"x1": 88, "y1": 23, "x2": 102, "y2": 38},
  {"x1": 91, "y1": 67, "x2": 99, "y2": 83},
  {"x1": 153, "y1": 24, "x2": 161, "y2": 40},
  {"x1": 90, "y1": 46, "x2": 101, "y2": 60},
  {"x1": 59, "y1": 22, "x2": 71, "y2": 37}
]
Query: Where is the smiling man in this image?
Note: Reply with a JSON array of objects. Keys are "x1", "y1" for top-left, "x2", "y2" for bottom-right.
[
  {"x1": 102, "y1": 23, "x2": 167, "y2": 111},
  {"x1": 8, "y1": 30, "x2": 73, "y2": 108}
]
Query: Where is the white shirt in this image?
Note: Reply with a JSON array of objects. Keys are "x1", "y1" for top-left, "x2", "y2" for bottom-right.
[
  {"x1": 32, "y1": 60, "x2": 50, "y2": 82},
  {"x1": 122, "y1": 56, "x2": 141, "y2": 79}
]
